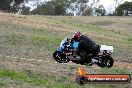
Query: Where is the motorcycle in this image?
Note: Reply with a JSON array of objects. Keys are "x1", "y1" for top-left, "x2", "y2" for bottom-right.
[{"x1": 53, "y1": 37, "x2": 114, "y2": 68}]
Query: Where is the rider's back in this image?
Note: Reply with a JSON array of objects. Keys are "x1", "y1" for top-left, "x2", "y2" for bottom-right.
[
  {"x1": 80, "y1": 35, "x2": 96, "y2": 46},
  {"x1": 79, "y1": 35, "x2": 99, "y2": 56}
]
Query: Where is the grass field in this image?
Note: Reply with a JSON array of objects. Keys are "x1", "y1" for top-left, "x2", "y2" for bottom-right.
[{"x1": 0, "y1": 13, "x2": 131, "y2": 88}]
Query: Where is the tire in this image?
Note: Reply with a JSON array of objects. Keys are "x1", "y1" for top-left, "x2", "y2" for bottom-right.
[
  {"x1": 76, "y1": 76, "x2": 86, "y2": 85},
  {"x1": 53, "y1": 51, "x2": 70, "y2": 63},
  {"x1": 104, "y1": 56, "x2": 114, "y2": 68},
  {"x1": 98, "y1": 56, "x2": 114, "y2": 68}
]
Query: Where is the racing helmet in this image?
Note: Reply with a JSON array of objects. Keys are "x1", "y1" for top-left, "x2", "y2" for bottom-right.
[{"x1": 72, "y1": 31, "x2": 82, "y2": 39}]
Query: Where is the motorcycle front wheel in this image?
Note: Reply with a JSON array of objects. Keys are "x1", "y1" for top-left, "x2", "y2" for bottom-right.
[{"x1": 53, "y1": 51, "x2": 70, "y2": 63}]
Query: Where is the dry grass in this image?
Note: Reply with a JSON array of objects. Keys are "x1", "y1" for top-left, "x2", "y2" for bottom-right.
[{"x1": 0, "y1": 13, "x2": 131, "y2": 88}]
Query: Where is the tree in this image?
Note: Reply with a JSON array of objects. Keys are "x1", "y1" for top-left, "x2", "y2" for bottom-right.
[
  {"x1": 32, "y1": 1, "x2": 55, "y2": 15},
  {"x1": 94, "y1": 5, "x2": 106, "y2": 16},
  {"x1": 67, "y1": 0, "x2": 90, "y2": 16},
  {"x1": 115, "y1": 1, "x2": 132, "y2": 16},
  {"x1": 114, "y1": 0, "x2": 123, "y2": 8},
  {"x1": 31, "y1": 0, "x2": 68, "y2": 15},
  {"x1": 82, "y1": 6, "x2": 93, "y2": 16},
  {"x1": 0, "y1": 0, "x2": 28, "y2": 13},
  {"x1": 54, "y1": 0, "x2": 68, "y2": 15},
  {"x1": 31, "y1": 0, "x2": 102, "y2": 16},
  {"x1": 11, "y1": 0, "x2": 28, "y2": 13},
  {"x1": 21, "y1": 5, "x2": 30, "y2": 15},
  {"x1": 0, "y1": 0, "x2": 12, "y2": 12}
]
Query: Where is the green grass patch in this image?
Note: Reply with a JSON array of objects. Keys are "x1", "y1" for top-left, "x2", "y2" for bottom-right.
[
  {"x1": 0, "y1": 70, "x2": 80, "y2": 88},
  {"x1": 91, "y1": 21, "x2": 115, "y2": 26},
  {"x1": 101, "y1": 68, "x2": 131, "y2": 74},
  {"x1": 127, "y1": 37, "x2": 132, "y2": 43},
  {"x1": 94, "y1": 84, "x2": 127, "y2": 88},
  {"x1": 0, "y1": 21, "x2": 64, "y2": 51},
  {"x1": 0, "y1": 81, "x2": 4, "y2": 87},
  {"x1": 9, "y1": 34, "x2": 26, "y2": 45},
  {"x1": 46, "y1": 17, "x2": 131, "y2": 44},
  {"x1": 31, "y1": 35, "x2": 62, "y2": 52},
  {"x1": 0, "y1": 70, "x2": 47, "y2": 86}
]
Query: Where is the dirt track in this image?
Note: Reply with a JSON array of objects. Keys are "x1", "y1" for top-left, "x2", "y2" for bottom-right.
[{"x1": 0, "y1": 54, "x2": 132, "y2": 73}]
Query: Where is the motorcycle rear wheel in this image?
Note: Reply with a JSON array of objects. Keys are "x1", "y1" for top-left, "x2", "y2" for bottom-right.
[{"x1": 97, "y1": 56, "x2": 114, "y2": 68}]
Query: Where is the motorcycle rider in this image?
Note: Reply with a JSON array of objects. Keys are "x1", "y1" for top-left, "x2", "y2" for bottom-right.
[{"x1": 71, "y1": 31, "x2": 100, "y2": 63}]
